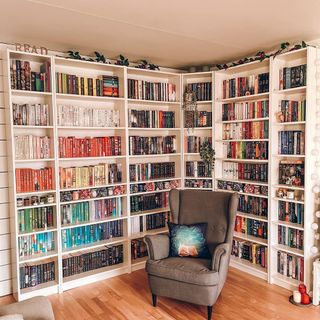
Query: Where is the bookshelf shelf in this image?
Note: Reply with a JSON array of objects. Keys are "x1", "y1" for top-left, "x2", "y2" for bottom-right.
[
  {"x1": 18, "y1": 227, "x2": 58, "y2": 237},
  {"x1": 5, "y1": 47, "x2": 317, "y2": 300},
  {"x1": 130, "y1": 227, "x2": 168, "y2": 240}
]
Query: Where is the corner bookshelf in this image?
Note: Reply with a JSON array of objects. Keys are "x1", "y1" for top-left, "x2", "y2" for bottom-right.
[
  {"x1": 214, "y1": 59, "x2": 271, "y2": 281},
  {"x1": 181, "y1": 72, "x2": 214, "y2": 190}
]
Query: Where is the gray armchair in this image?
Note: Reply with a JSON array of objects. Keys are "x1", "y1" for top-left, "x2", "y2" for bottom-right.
[{"x1": 144, "y1": 189, "x2": 239, "y2": 320}]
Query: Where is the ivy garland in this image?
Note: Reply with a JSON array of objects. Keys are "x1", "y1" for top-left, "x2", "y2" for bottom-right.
[
  {"x1": 200, "y1": 141, "x2": 215, "y2": 170},
  {"x1": 215, "y1": 41, "x2": 307, "y2": 70}
]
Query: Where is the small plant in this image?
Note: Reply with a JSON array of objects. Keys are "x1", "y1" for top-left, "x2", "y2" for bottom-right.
[
  {"x1": 136, "y1": 60, "x2": 160, "y2": 70},
  {"x1": 95, "y1": 51, "x2": 107, "y2": 63},
  {"x1": 116, "y1": 55, "x2": 129, "y2": 66},
  {"x1": 200, "y1": 141, "x2": 215, "y2": 170}
]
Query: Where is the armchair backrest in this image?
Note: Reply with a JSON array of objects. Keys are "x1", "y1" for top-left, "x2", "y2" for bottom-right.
[{"x1": 169, "y1": 189, "x2": 239, "y2": 254}]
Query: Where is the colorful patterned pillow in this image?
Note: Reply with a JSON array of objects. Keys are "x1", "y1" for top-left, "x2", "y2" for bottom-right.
[{"x1": 168, "y1": 222, "x2": 210, "y2": 258}]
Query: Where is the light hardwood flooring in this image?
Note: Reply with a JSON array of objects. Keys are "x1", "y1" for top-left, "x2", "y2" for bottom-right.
[{"x1": 1, "y1": 268, "x2": 320, "y2": 319}]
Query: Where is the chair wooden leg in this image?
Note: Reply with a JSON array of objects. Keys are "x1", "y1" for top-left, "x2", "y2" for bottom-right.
[
  {"x1": 207, "y1": 306, "x2": 213, "y2": 320},
  {"x1": 152, "y1": 294, "x2": 157, "y2": 307}
]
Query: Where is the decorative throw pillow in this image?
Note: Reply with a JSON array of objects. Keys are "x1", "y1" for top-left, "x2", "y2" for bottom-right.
[{"x1": 168, "y1": 222, "x2": 210, "y2": 258}]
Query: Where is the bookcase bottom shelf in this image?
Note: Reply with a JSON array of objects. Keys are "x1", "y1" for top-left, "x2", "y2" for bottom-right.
[
  {"x1": 131, "y1": 257, "x2": 148, "y2": 271},
  {"x1": 18, "y1": 282, "x2": 59, "y2": 301},
  {"x1": 230, "y1": 257, "x2": 268, "y2": 280},
  {"x1": 272, "y1": 273, "x2": 300, "y2": 290}
]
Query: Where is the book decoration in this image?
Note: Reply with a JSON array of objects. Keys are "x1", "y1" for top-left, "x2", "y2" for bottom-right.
[
  {"x1": 136, "y1": 59, "x2": 160, "y2": 70},
  {"x1": 182, "y1": 89, "x2": 198, "y2": 128},
  {"x1": 200, "y1": 140, "x2": 215, "y2": 170},
  {"x1": 215, "y1": 41, "x2": 307, "y2": 70}
]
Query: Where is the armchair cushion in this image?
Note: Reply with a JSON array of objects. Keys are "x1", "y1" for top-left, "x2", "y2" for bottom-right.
[
  {"x1": 146, "y1": 257, "x2": 219, "y2": 286},
  {"x1": 144, "y1": 234, "x2": 170, "y2": 260}
]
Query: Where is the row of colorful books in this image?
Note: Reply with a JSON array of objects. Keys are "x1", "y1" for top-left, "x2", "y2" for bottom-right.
[
  {"x1": 184, "y1": 111, "x2": 212, "y2": 128},
  {"x1": 278, "y1": 100, "x2": 306, "y2": 123},
  {"x1": 222, "y1": 162, "x2": 268, "y2": 182},
  {"x1": 15, "y1": 135, "x2": 51, "y2": 160},
  {"x1": 13, "y1": 103, "x2": 50, "y2": 126},
  {"x1": 10, "y1": 60, "x2": 51, "y2": 92},
  {"x1": 57, "y1": 105, "x2": 120, "y2": 128},
  {"x1": 58, "y1": 136, "x2": 122, "y2": 158},
  {"x1": 127, "y1": 79, "x2": 177, "y2": 102},
  {"x1": 277, "y1": 251, "x2": 304, "y2": 281},
  {"x1": 222, "y1": 121, "x2": 268, "y2": 140},
  {"x1": 129, "y1": 136, "x2": 176, "y2": 155},
  {"x1": 129, "y1": 162, "x2": 175, "y2": 182},
  {"x1": 20, "y1": 260, "x2": 55, "y2": 289},
  {"x1": 131, "y1": 238, "x2": 148, "y2": 260},
  {"x1": 184, "y1": 136, "x2": 212, "y2": 153},
  {"x1": 279, "y1": 65, "x2": 306, "y2": 90},
  {"x1": 129, "y1": 180, "x2": 179, "y2": 194},
  {"x1": 131, "y1": 212, "x2": 167, "y2": 234},
  {"x1": 61, "y1": 220, "x2": 124, "y2": 250},
  {"x1": 222, "y1": 73, "x2": 269, "y2": 99},
  {"x1": 278, "y1": 201, "x2": 304, "y2": 225},
  {"x1": 61, "y1": 197, "x2": 122, "y2": 226},
  {"x1": 222, "y1": 100, "x2": 269, "y2": 121},
  {"x1": 59, "y1": 163, "x2": 122, "y2": 189},
  {"x1": 238, "y1": 195, "x2": 268, "y2": 217},
  {"x1": 185, "y1": 82, "x2": 212, "y2": 101},
  {"x1": 232, "y1": 239, "x2": 267, "y2": 269},
  {"x1": 185, "y1": 179, "x2": 213, "y2": 189},
  {"x1": 56, "y1": 73, "x2": 119, "y2": 97},
  {"x1": 16, "y1": 167, "x2": 54, "y2": 193},
  {"x1": 185, "y1": 161, "x2": 212, "y2": 178},
  {"x1": 279, "y1": 160, "x2": 304, "y2": 187},
  {"x1": 129, "y1": 109, "x2": 175, "y2": 128},
  {"x1": 62, "y1": 244, "x2": 124, "y2": 278},
  {"x1": 223, "y1": 141, "x2": 268, "y2": 160},
  {"x1": 217, "y1": 180, "x2": 268, "y2": 196},
  {"x1": 130, "y1": 192, "x2": 168, "y2": 213},
  {"x1": 235, "y1": 216, "x2": 268, "y2": 239},
  {"x1": 278, "y1": 131, "x2": 305, "y2": 155},
  {"x1": 278, "y1": 226, "x2": 303, "y2": 250},
  {"x1": 18, "y1": 207, "x2": 55, "y2": 233}
]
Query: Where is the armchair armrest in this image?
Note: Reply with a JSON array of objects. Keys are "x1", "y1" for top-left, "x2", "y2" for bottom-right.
[
  {"x1": 144, "y1": 233, "x2": 170, "y2": 260},
  {"x1": 211, "y1": 243, "x2": 230, "y2": 272}
]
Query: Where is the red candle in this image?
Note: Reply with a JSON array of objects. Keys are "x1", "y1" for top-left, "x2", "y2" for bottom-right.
[{"x1": 301, "y1": 293, "x2": 310, "y2": 305}]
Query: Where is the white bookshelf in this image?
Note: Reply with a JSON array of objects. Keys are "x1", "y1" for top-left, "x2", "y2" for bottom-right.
[{"x1": 4, "y1": 47, "x2": 319, "y2": 301}]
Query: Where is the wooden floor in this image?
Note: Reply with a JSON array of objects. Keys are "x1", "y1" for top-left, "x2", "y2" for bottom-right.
[{"x1": 1, "y1": 267, "x2": 320, "y2": 319}]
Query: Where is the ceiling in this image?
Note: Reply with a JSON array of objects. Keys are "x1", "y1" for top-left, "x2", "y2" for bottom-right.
[{"x1": 0, "y1": 0, "x2": 320, "y2": 69}]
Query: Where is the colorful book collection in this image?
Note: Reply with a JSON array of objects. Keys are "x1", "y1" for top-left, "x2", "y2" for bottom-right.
[
  {"x1": 238, "y1": 195, "x2": 268, "y2": 218},
  {"x1": 185, "y1": 179, "x2": 212, "y2": 189},
  {"x1": 130, "y1": 192, "x2": 168, "y2": 213},
  {"x1": 185, "y1": 136, "x2": 212, "y2": 153},
  {"x1": 278, "y1": 131, "x2": 305, "y2": 155},
  {"x1": 61, "y1": 220, "x2": 124, "y2": 250},
  {"x1": 186, "y1": 161, "x2": 212, "y2": 178},
  {"x1": 278, "y1": 226, "x2": 303, "y2": 250},
  {"x1": 217, "y1": 180, "x2": 268, "y2": 196},
  {"x1": 15, "y1": 135, "x2": 51, "y2": 160},
  {"x1": 232, "y1": 239, "x2": 267, "y2": 269},
  {"x1": 185, "y1": 82, "x2": 212, "y2": 101},
  {"x1": 19, "y1": 231, "x2": 55, "y2": 258},
  {"x1": 131, "y1": 238, "x2": 148, "y2": 260},
  {"x1": 13, "y1": 103, "x2": 50, "y2": 126},
  {"x1": 58, "y1": 136, "x2": 122, "y2": 158},
  {"x1": 20, "y1": 260, "x2": 55, "y2": 289},
  {"x1": 18, "y1": 206, "x2": 55, "y2": 233},
  {"x1": 278, "y1": 100, "x2": 306, "y2": 122},
  {"x1": 278, "y1": 201, "x2": 304, "y2": 225},
  {"x1": 129, "y1": 136, "x2": 176, "y2": 155},
  {"x1": 222, "y1": 162, "x2": 268, "y2": 182},
  {"x1": 277, "y1": 251, "x2": 304, "y2": 281},
  {"x1": 127, "y1": 79, "x2": 177, "y2": 102},
  {"x1": 131, "y1": 212, "x2": 167, "y2": 234},
  {"x1": 63, "y1": 244, "x2": 124, "y2": 278},
  {"x1": 61, "y1": 197, "x2": 122, "y2": 226},
  {"x1": 222, "y1": 100, "x2": 269, "y2": 121},
  {"x1": 10, "y1": 59, "x2": 51, "y2": 92},
  {"x1": 57, "y1": 105, "x2": 120, "y2": 128},
  {"x1": 279, "y1": 64, "x2": 307, "y2": 90},
  {"x1": 129, "y1": 162, "x2": 175, "y2": 182},
  {"x1": 129, "y1": 109, "x2": 175, "y2": 128},
  {"x1": 16, "y1": 167, "x2": 54, "y2": 193},
  {"x1": 56, "y1": 73, "x2": 119, "y2": 97},
  {"x1": 60, "y1": 185, "x2": 125, "y2": 203},
  {"x1": 222, "y1": 73, "x2": 269, "y2": 99},
  {"x1": 130, "y1": 180, "x2": 179, "y2": 194},
  {"x1": 279, "y1": 160, "x2": 304, "y2": 187},
  {"x1": 59, "y1": 163, "x2": 122, "y2": 189},
  {"x1": 184, "y1": 111, "x2": 212, "y2": 128},
  {"x1": 235, "y1": 216, "x2": 268, "y2": 239},
  {"x1": 223, "y1": 120, "x2": 268, "y2": 140},
  {"x1": 223, "y1": 141, "x2": 268, "y2": 160}
]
